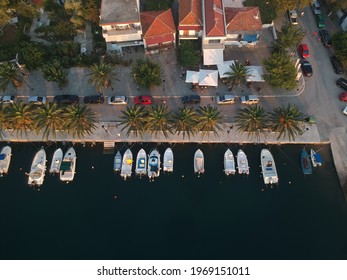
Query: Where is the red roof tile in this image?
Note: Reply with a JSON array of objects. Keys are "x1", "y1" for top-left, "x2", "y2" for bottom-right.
[
  {"x1": 204, "y1": 0, "x2": 226, "y2": 37},
  {"x1": 140, "y1": 9, "x2": 176, "y2": 38},
  {"x1": 225, "y1": 7, "x2": 262, "y2": 32},
  {"x1": 179, "y1": 0, "x2": 203, "y2": 27}
]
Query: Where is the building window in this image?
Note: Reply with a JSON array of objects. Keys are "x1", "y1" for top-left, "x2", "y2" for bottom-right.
[{"x1": 208, "y1": 39, "x2": 220, "y2": 44}]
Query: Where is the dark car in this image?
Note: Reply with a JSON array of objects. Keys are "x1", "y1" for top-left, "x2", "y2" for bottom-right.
[
  {"x1": 319, "y1": 29, "x2": 332, "y2": 47},
  {"x1": 337, "y1": 78, "x2": 347, "y2": 90},
  {"x1": 330, "y1": 56, "x2": 344, "y2": 74},
  {"x1": 181, "y1": 95, "x2": 200, "y2": 104},
  {"x1": 301, "y1": 61, "x2": 313, "y2": 77},
  {"x1": 83, "y1": 94, "x2": 105, "y2": 104},
  {"x1": 316, "y1": 14, "x2": 325, "y2": 28},
  {"x1": 53, "y1": 95, "x2": 79, "y2": 104}
]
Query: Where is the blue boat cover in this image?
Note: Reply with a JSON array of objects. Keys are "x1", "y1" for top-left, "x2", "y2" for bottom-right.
[
  {"x1": 314, "y1": 153, "x2": 323, "y2": 164},
  {"x1": 0, "y1": 154, "x2": 5, "y2": 160}
]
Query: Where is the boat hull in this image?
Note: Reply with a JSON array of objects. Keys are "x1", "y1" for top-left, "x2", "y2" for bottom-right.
[
  {"x1": 310, "y1": 149, "x2": 322, "y2": 168},
  {"x1": 28, "y1": 148, "x2": 46, "y2": 186},
  {"x1": 0, "y1": 146, "x2": 12, "y2": 176},
  {"x1": 135, "y1": 149, "x2": 147, "y2": 176},
  {"x1": 224, "y1": 149, "x2": 235, "y2": 175},
  {"x1": 163, "y1": 148, "x2": 174, "y2": 172},
  {"x1": 260, "y1": 149, "x2": 278, "y2": 185},
  {"x1": 194, "y1": 149, "x2": 205, "y2": 174},
  {"x1": 113, "y1": 151, "x2": 122, "y2": 172},
  {"x1": 120, "y1": 149, "x2": 133, "y2": 180},
  {"x1": 237, "y1": 149, "x2": 249, "y2": 175},
  {"x1": 301, "y1": 149, "x2": 312, "y2": 175},
  {"x1": 148, "y1": 149, "x2": 160, "y2": 179},
  {"x1": 60, "y1": 147, "x2": 77, "y2": 182},
  {"x1": 49, "y1": 148, "x2": 63, "y2": 173}
]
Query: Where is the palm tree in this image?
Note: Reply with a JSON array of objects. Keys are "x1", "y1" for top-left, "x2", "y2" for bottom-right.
[
  {"x1": 171, "y1": 107, "x2": 198, "y2": 139},
  {"x1": 234, "y1": 105, "x2": 268, "y2": 140},
  {"x1": 131, "y1": 59, "x2": 162, "y2": 88},
  {"x1": 223, "y1": 61, "x2": 252, "y2": 89},
  {"x1": 0, "y1": 62, "x2": 23, "y2": 92},
  {"x1": 40, "y1": 60, "x2": 68, "y2": 89},
  {"x1": 32, "y1": 102, "x2": 65, "y2": 140},
  {"x1": 196, "y1": 105, "x2": 223, "y2": 139},
  {"x1": 4, "y1": 101, "x2": 34, "y2": 137},
  {"x1": 88, "y1": 62, "x2": 116, "y2": 92},
  {"x1": 0, "y1": 103, "x2": 5, "y2": 139},
  {"x1": 63, "y1": 104, "x2": 98, "y2": 138},
  {"x1": 144, "y1": 104, "x2": 173, "y2": 138},
  {"x1": 119, "y1": 105, "x2": 146, "y2": 137},
  {"x1": 268, "y1": 104, "x2": 304, "y2": 141}
]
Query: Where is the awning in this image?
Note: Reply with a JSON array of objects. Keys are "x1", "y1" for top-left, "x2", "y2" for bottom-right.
[
  {"x1": 246, "y1": 66, "x2": 265, "y2": 82},
  {"x1": 203, "y1": 49, "x2": 224, "y2": 65},
  {"x1": 243, "y1": 34, "x2": 258, "y2": 42},
  {"x1": 198, "y1": 69, "x2": 218, "y2": 87},
  {"x1": 217, "y1": 60, "x2": 236, "y2": 79},
  {"x1": 185, "y1": 71, "x2": 200, "y2": 83}
]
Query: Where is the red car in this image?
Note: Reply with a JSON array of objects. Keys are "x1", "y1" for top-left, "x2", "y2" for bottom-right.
[
  {"x1": 134, "y1": 95, "x2": 153, "y2": 105},
  {"x1": 298, "y1": 44, "x2": 309, "y2": 59},
  {"x1": 339, "y1": 92, "x2": 347, "y2": 102}
]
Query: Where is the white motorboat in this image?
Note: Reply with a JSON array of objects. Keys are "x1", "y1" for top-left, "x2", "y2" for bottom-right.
[
  {"x1": 237, "y1": 149, "x2": 249, "y2": 175},
  {"x1": 135, "y1": 148, "x2": 147, "y2": 176},
  {"x1": 60, "y1": 147, "x2": 77, "y2": 182},
  {"x1": 113, "y1": 151, "x2": 122, "y2": 172},
  {"x1": 194, "y1": 149, "x2": 205, "y2": 176},
  {"x1": 120, "y1": 149, "x2": 133, "y2": 180},
  {"x1": 49, "y1": 148, "x2": 63, "y2": 173},
  {"x1": 28, "y1": 148, "x2": 46, "y2": 186},
  {"x1": 0, "y1": 146, "x2": 12, "y2": 176},
  {"x1": 260, "y1": 149, "x2": 278, "y2": 185},
  {"x1": 163, "y1": 148, "x2": 174, "y2": 172},
  {"x1": 310, "y1": 149, "x2": 323, "y2": 167},
  {"x1": 224, "y1": 149, "x2": 236, "y2": 175},
  {"x1": 148, "y1": 149, "x2": 160, "y2": 181}
]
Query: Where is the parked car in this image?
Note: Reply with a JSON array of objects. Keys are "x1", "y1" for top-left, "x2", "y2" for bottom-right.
[
  {"x1": 288, "y1": 10, "x2": 298, "y2": 25},
  {"x1": 216, "y1": 94, "x2": 235, "y2": 104},
  {"x1": 0, "y1": 95, "x2": 15, "y2": 104},
  {"x1": 336, "y1": 78, "x2": 347, "y2": 90},
  {"x1": 240, "y1": 95, "x2": 259, "y2": 105},
  {"x1": 343, "y1": 106, "x2": 347, "y2": 116},
  {"x1": 312, "y1": 0, "x2": 322, "y2": 15},
  {"x1": 339, "y1": 92, "x2": 347, "y2": 102},
  {"x1": 107, "y1": 96, "x2": 128, "y2": 105},
  {"x1": 301, "y1": 60, "x2": 313, "y2": 77},
  {"x1": 181, "y1": 95, "x2": 200, "y2": 104},
  {"x1": 316, "y1": 15, "x2": 325, "y2": 28},
  {"x1": 319, "y1": 29, "x2": 332, "y2": 47},
  {"x1": 83, "y1": 94, "x2": 105, "y2": 104},
  {"x1": 134, "y1": 95, "x2": 152, "y2": 105},
  {"x1": 330, "y1": 56, "x2": 344, "y2": 74},
  {"x1": 298, "y1": 44, "x2": 309, "y2": 59},
  {"x1": 53, "y1": 95, "x2": 79, "y2": 104},
  {"x1": 28, "y1": 96, "x2": 46, "y2": 105}
]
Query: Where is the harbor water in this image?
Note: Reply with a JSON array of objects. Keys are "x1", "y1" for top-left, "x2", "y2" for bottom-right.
[{"x1": 0, "y1": 142, "x2": 347, "y2": 260}]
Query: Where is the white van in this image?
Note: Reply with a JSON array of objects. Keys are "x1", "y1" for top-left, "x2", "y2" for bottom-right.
[{"x1": 240, "y1": 95, "x2": 259, "y2": 105}]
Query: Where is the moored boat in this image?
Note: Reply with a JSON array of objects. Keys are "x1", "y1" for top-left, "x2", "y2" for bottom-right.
[
  {"x1": 163, "y1": 148, "x2": 174, "y2": 172},
  {"x1": 224, "y1": 149, "x2": 235, "y2": 175},
  {"x1": 60, "y1": 147, "x2": 77, "y2": 182},
  {"x1": 135, "y1": 148, "x2": 147, "y2": 176},
  {"x1": 148, "y1": 149, "x2": 160, "y2": 181},
  {"x1": 237, "y1": 149, "x2": 249, "y2": 175},
  {"x1": 49, "y1": 148, "x2": 63, "y2": 173},
  {"x1": 113, "y1": 151, "x2": 122, "y2": 172},
  {"x1": 310, "y1": 149, "x2": 323, "y2": 167},
  {"x1": 28, "y1": 147, "x2": 46, "y2": 187},
  {"x1": 301, "y1": 149, "x2": 312, "y2": 175},
  {"x1": 260, "y1": 149, "x2": 278, "y2": 185},
  {"x1": 194, "y1": 149, "x2": 205, "y2": 176},
  {"x1": 120, "y1": 149, "x2": 133, "y2": 180},
  {"x1": 0, "y1": 146, "x2": 12, "y2": 176}
]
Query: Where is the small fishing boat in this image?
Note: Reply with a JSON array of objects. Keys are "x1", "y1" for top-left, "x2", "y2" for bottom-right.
[
  {"x1": 0, "y1": 146, "x2": 12, "y2": 176},
  {"x1": 310, "y1": 148, "x2": 323, "y2": 167},
  {"x1": 60, "y1": 147, "x2": 77, "y2": 182},
  {"x1": 194, "y1": 149, "x2": 205, "y2": 176},
  {"x1": 120, "y1": 149, "x2": 133, "y2": 180},
  {"x1": 237, "y1": 149, "x2": 249, "y2": 175},
  {"x1": 260, "y1": 149, "x2": 278, "y2": 185},
  {"x1": 135, "y1": 148, "x2": 147, "y2": 176},
  {"x1": 28, "y1": 147, "x2": 46, "y2": 187},
  {"x1": 163, "y1": 148, "x2": 174, "y2": 172},
  {"x1": 301, "y1": 149, "x2": 312, "y2": 175},
  {"x1": 49, "y1": 148, "x2": 63, "y2": 173},
  {"x1": 113, "y1": 151, "x2": 122, "y2": 172},
  {"x1": 224, "y1": 149, "x2": 235, "y2": 175},
  {"x1": 148, "y1": 149, "x2": 160, "y2": 181}
]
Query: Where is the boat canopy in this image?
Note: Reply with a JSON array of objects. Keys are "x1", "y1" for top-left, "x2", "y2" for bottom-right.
[
  {"x1": 60, "y1": 161, "x2": 72, "y2": 171},
  {"x1": 0, "y1": 154, "x2": 5, "y2": 160},
  {"x1": 126, "y1": 159, "x2": 132, "y2": 165},
  {"x1": 314, "y1": 153, "x2": 323, "y2": 163}
]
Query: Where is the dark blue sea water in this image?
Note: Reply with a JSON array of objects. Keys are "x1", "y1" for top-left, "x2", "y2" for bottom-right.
[{"x1": 0, "y1": 142, "x2": 347, "y2": 260}]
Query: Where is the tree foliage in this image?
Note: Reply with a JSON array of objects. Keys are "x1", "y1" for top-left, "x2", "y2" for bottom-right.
[
  {"x1": 40, "y1": 60, "x2": 68, "y2": 88},
  {"x1": 119, "y1": 105, "x2": 146, "y2": 137},
  {"x1": 131, "y1": 59, "x2": 162, "y2": 88},
  {"x1": 0, "y1": 62, "x2": 23, "y2": 92},
  {"x1": 179, "y1": 40, "x2": 200, "y2": 69},
  {"x1": 19, "y1": 41, "x2": 46, "y2": 70},
  {"x1": 274, "y1": 24, "x2": 305, "y2": 53},
  {"x1": 196, "y1": 105, "x2": 223, "y2": 139},
  {"x1": 223, "y1": 62, "x2": 252, "y2": 88},
  {"x1": 262, "y1": 52, "x2": 297, "y2": 90},
  {"x1": 144, "y1": 0, "x2": 173, "y2": 11},
  {"x1": 171, "y1": 107, "x2": 198, "y2": 139},
  {"x1": 88, "y1": 62, "x2": 116, "y2": 93},
  {"x1": 144, "y1": 104, "x2": 173, "y2": 138},
  {"x1": 332, "y1": 32, "x2": 347, "y2": 66}
]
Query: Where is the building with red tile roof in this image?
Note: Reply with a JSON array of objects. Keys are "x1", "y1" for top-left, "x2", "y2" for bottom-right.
[
  {"x1": 140, "y1": 9, "x2": 176, "y2": 53},
  {"x1": 178, "y1": 0, "x2": 203, "y2": 42}
]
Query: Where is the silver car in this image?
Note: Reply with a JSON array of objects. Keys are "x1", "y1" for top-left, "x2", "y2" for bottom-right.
[
  {"x1": 107, "y1": 96, "x2": 128, "y2": 105},
  {"x1": 216, "y1": 94, "x2": 235, "y2": 104},
  {"x1": 28, "y1": 96, "x2": 47, "y2": 105},
  {"x1": 240, "y1": 95, "x2": 259, "y2": 105}
]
